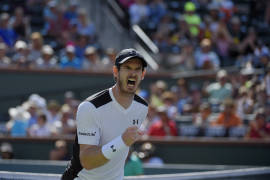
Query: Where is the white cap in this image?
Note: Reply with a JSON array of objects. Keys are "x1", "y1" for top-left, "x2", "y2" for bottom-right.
[
  {"x1": 66, "y1": 45, "x2": 75, "y2": 53},
  {"x1": 15, "y1": 40, "x2": 27, "y2": 50},
  {"x1": 42, "y1": 45, "x2": 54, "y2": 55}
]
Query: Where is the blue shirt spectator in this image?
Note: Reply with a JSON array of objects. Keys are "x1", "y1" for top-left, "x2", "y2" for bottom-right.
[
  {"x1": 60, "y1": 45, "x2": 82, "y2": 69},
  {"x1": 0, "y1": 13, "x2": 17, "y2": 47}
]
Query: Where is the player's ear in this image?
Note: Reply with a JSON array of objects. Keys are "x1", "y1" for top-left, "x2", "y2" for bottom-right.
[
  {"x1": 141, "y1": 69, "x2": 146, "y2": 80},
  {"x1": 113, "y1": 65, "x2": 118, "y2": 78}
]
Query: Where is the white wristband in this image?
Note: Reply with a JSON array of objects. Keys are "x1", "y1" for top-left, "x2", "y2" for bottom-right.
[{"x1": 101, "y1": 136, "x2": 128, "y2": 160}]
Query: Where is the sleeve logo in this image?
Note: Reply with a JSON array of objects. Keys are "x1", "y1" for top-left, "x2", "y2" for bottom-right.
[{"x1": 78, "y1": 131, "x2": 96, "y2": 136}]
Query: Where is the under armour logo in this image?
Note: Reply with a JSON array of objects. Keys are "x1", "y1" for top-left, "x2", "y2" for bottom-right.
[
  {"x1": 133, "y1": 119, "x2": 139, "y2": 125},
  {"x1": 110, "y1": 145, "x2": 116, "y2": 152}
]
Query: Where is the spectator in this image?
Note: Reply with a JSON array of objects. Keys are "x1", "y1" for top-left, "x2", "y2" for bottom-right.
[
  {"x1": 0, "y1": 13, "x2": 17, "y2": 47},
  {"x1": 49, "y1": 140, "x2": 69, "y2": 160},
  {"x1": 101, "y1": 48, "x2": 117, "y2": 69},
  {"x1": 0, "y1": 42, "x2": 11, "y2": 67},
  {"x1": 28, "y1": 111, "x2": 51, "y2": 137},
  {"x1": 64, "y1": 0, "x2": 78, "y2": 21},
  {"x1": 148, "y1": 106, "x2": 178, "y2": 137},
  {"x1": 129, "y1": 0, "x2": 150, "y2": 25},
  {"x1": 6, "y1": 106, "x2": 30, "y2": 136},
  {"x1": 51, "y1": 105, "x2": 76, "y2": 135},
  {"x1": 193, "y1": 102, "x2": 212, "y2": 128},
  {"x1": 205, "y1": 69, "x2": 232, "y2": 110},
  {"x1": 167, "y1": 40, "x2": 195, "y2": 71},
  {"x1": 0, "y1": 142, "x2": 14, "y2": 159},
  {"x1": 183, "y1": 1, "x2": 201, "y2": 38},
  {"x1": 148, "y1": 0, "x2": 167, "y2": 28},
  {"x1": 161, "y1": 91, "x2": 178, "y2": 119},
  {"x1": 124, "y1": 149, "x2": 143, "y2": 176},
  {"x1": 236, "y1": 87, "x2": 254, "y2": 120},
  {"x1": 195, "y1": 38, "x2": 220, "y2": 69},
  {"x1": 246, "y1": 109, "x2": 270, "y2": 139},
  {"x1": 28, "y1": 32, "x2": 44, "y2": 63},
  {"x1": 149, "y1": 80, "x2": 167, "y2": 108},
  {"x1": 211, "y1": 99, "x2": 242, "y2": 128},
  {"x1": 76, "y1": 8, "x2": 96, "y2": 40},
  {"x1": 46, "y1": 100, "x2": 61, "y2": 125},
  {"x1": 138, "y1": 142, "x2": 164, "y2": 165},
  {"x1": 8, "y1": 7, "x2": 30, "y2": 40},
  {"x1": 239, "y1": 27, "x2": 258, "y2": 56},
  {"x1": 75, "y1": 34, "x2": 89, "y2": 59},
  {"x1": 33, "y1": 45, "x2": 58, "y2": 69},
  {"x1": 60, "y1": 45, "x2": 81, "y2": 70},
  {"x1": 82, "y1": 46, "x2": 103, "y2": 70},
  {"x1": 12, "y1": 40, "x2": 29, "y2": 68},
  {"x1": 212, "y1": 21, "x2": 233, "y2": 66}
]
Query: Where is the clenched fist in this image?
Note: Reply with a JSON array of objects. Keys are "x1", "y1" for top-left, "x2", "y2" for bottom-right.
[{"x1": 121, "y1": 126, "x2": 144, "y2": 146}]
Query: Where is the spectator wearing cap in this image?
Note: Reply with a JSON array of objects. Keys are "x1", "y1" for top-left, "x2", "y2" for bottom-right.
[
  {"x1": 6, "y1": 106, "x2": 30, "y2": 136},
  {"x1": 34, "y1": 45, "x2": 58, "y2": 69},
  {"x1": 148, "y1": 106, "x2": 178, "y2": 137},
  {"x1": 138, "y1": 142, "x2": 163, "y2": 165},
  {"x1": 9, "y1": 7, "x2": 30, "y2": 40},
  {"x1": 101, "y1": 48, "x2": 117, "y2": 69},
  {"x1": 183, "y1": 1, "x2": 201, "y2": 38},
  {"x1": 82, "y1": 46, "x2": 103, "y2": 70},
  {"x1": 236, "y1": 87, "x2": 254, "y2": 120},
  {"x1": 195, "y1": 38, "x2": 220, "y2": 69},
  {"x1": 12, "y1": 40, "x2": 29, "y2": 68},
  {"x1": 49, "y1": 140, "x2": 69, "y2": 160},
  {"x1": 60, "y1": 45, "x2": 82, "y2": 70},
  {"x1": 161, "y1": 91, "x2": 178, "y2": 120},
  {"x1": 204, "y1": 69, "x2": 232, "y2": 109},
  {"x1": 0, "y1": 142, "x2": 14, "y2": 159},
  {"x1": 0, "y1": 42, "x2": 11, "y2": 67},
  {"x1": 245, "y1": 109, "x2": 270, "y2": 139},
  {"x1": 51, "y1": 105, "x2": 76, "y2": 135},
  {"x1": 149, "y1": 80, "x2": 167, "y2": 108},
  {"x1": 46, "y1": 100, "x2": 61, "y2": 125},
  {"x1": 0, "y1": 13, "x2": 17, "y2": 47},
  {"x1": 211, "y1": 98, "x2": 242, "y2": 128}
]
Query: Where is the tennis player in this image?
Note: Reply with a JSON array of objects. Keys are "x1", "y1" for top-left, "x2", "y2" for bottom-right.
[{"x1": 62, "y1": 48, "x2": 148, "y2": 180}]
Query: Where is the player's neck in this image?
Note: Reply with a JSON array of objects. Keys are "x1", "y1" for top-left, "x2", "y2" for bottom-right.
[{"x1": 112, "y1": 85, "x2": 134, "y2": 109}]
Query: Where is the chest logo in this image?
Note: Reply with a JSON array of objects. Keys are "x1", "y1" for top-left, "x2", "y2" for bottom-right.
[
  {"x1": 110, "y1": 145, "x2": 116, "y2": 152},
  {"x1": 133, "y1": 119, "x2": 139, "y2": 125}
]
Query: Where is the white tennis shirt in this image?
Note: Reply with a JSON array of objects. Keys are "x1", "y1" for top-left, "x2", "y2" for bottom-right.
[{"x1": 75, "y1": 88, "x2": 148, "y2": 180}]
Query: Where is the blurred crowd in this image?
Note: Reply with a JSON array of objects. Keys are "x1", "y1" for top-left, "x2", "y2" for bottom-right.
[
  {"x1": 0, "y1": 0, "x2": 117, "y2": 71},
  {"x1": 1, "y1": 0, "x2": 270, "y2": 140},
  {"x1": 2, "y1": 67, "x2": 270, "y2": 139},
  {"x1": 118, "y1": 0, "x2": 270, "y2": 71}
]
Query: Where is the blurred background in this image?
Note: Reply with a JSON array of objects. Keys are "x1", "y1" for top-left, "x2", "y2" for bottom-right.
[{"x1": 0, "y1": 0, "x2": 270, "y2": 179}]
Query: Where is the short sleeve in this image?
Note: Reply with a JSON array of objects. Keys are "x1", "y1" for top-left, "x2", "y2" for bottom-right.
[{"x1": 76, "y1": 101, "x2": 100, "y2": 145}]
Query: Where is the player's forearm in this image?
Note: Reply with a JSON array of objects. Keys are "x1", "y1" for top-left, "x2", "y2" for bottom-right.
[{"x1": 80, "y1": 146, "x2": 108, "y2": 170}]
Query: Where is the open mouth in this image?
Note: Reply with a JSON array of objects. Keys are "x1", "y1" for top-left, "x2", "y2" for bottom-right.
[{"x1": 127, "y1": 78, "x2": 136, "y2": 87}]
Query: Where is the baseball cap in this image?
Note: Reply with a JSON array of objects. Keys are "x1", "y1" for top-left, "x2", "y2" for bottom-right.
[{"x1": 115, "y1": 48, "x2": 147, "y2": 68}]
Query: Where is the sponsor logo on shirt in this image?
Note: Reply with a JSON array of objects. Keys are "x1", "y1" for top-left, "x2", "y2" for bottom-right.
[
  {"x1": 78, "y1": 131, "x2": 96, "y2": 136},
  {"x1": 110, "y1": 145, "x2": 116, "y2": 152},
  {"x1": 133, "y1": 119, "x2": 139, "y2": 125}
]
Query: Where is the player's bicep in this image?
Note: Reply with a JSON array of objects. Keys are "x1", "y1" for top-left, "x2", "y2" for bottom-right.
[{"x1": 76, "y1": 101, "x2": 100, "y2": 145}]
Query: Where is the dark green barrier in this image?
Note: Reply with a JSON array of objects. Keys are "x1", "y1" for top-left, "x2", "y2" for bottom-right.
[{"x1": 1, "y1": 136, "x2": 270, "y2": 166}]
